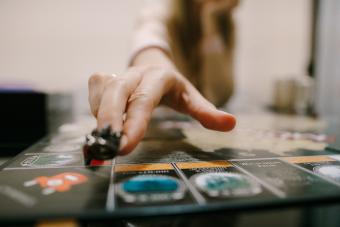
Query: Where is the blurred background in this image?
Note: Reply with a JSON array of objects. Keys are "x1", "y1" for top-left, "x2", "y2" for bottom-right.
[
  {"x1": 0, "y1": 0, "x2": 323, "y2": 114},
  {"x1": 0, "y1": 0, "x2": 339, "y2": 116}
]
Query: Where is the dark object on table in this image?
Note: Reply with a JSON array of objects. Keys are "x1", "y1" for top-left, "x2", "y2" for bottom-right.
[
  {"x1": 0, "y1": 88, "x2": 74, "y2": 156},
  {"x1": 83, "y1": 126, "x2": 121, "y2": 165},
  {"x1": 0, "y1": 88, "x2": 46, "y2": 155}
]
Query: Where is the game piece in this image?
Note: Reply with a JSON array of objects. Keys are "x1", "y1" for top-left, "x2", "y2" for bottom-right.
[{"x1": 83, "y1": 126, "x2": 121, "y2": 165}]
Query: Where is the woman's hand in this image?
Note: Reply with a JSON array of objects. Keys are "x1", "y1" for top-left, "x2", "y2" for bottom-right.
[{"x1": 88, "y1": 65, "x2": 236, "y2": 156}]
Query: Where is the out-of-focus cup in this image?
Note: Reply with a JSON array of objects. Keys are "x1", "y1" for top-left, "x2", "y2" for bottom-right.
[{"x1": 273, "y1": 75, "x2": 314, "y2": 115}]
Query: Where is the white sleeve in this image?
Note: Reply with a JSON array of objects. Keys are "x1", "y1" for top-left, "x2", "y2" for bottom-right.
[{"x1": 128, "y1": 0, "x2": 172, "y2": 66}]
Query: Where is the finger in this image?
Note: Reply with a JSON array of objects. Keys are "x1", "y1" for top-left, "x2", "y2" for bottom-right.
[
  {"x1": 88, "y1": 73, "x2": 112, "y2": 117},
  {"x1": 182, "y1": 83, "x2": 236, "y2": 131},
  {"x1": 96, "y1": 69, "x2": 143, "y2": 132},
  {"x1": 119, "y1": 70, "x2": 175, "y2": 155}
]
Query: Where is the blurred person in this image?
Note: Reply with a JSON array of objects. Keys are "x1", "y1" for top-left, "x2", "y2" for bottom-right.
[{"x1": 88, "y1": 0, "x2": 238, "y2": 155}]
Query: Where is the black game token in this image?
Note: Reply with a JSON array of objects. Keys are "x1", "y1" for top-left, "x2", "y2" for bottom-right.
[{"x1": 83, "y1": 126, "x2": 121, "y2": 165}]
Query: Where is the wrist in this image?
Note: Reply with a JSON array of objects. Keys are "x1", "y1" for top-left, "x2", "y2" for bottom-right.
[{"x1": 132, "y1": 46, "x2": 174, "y2": 69}]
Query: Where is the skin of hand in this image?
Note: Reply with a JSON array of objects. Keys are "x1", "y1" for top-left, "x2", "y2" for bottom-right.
[{"x1": 88, "y1": 48, "x2": 236, "y2": 156}]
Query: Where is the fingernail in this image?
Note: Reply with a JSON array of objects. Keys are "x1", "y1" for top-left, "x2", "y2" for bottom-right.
[{"x1": 119, "y1": 135, "x2": 128, "y2": 152}]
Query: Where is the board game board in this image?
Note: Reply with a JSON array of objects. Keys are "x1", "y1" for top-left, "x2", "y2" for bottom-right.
[{"x1": 1, "y1": 113, "x2": 340, "y2": 223}]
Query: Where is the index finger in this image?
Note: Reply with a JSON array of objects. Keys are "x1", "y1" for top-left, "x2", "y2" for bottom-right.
[
  {"x1": 96, "y1": 69, "x2": 143, "y2": 132},
  {"x1": 119, "y1": 70, "x2": 175, "y2": 155}
]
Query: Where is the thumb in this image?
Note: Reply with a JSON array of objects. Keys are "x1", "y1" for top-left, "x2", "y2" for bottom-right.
[{"x1": 182, "y1": 86, "x2": 236, "y2": 131}]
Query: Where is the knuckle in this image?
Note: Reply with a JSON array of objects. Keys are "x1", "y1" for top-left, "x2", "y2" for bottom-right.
[
  {"x1": 134, "y1": 92, "x2": 148, "y2": 100},
  {"x1": 162, "y1": 69, "x2": 177, "y2": 84},
  {"x1": 104, "y1": 77, "x2": 128, "y2": 91},
  {"x1": 129, "y1": 91, "x2": 153, "y2": 106},
  {"x1": 88, "y1": 73, "x2": 104, "y2": 86},
  {"x1": 130, "y1": 90, "x2": 148, "y2": 99}
]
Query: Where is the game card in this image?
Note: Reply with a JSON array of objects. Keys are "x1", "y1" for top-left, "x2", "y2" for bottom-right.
[
  {"x1": 112, "y1": 163, "x2": 195, "y2": 208},
  {"x1": 231, "y1": 159, "x2": 340, "y2": 198},
  {"x1": 284, "y1": 156, "x2": 340, "y2": 185},
  {"x1": 174, "y1": 161, "x2": 275, "y2": 204},
  {"x1": 0, "y1": 166, "x2": 111, "y2": 218},
  {"x1": 4, "y1": 153, "x2": 85, "y2": 169}
]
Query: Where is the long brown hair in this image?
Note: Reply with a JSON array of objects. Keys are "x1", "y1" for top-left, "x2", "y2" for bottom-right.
[{"x1": 166, "y1": 0, "x2": 236, "y2": 80}]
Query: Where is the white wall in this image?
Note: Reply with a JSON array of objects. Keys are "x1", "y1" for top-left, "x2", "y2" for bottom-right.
[
  {"x1": 0, "y1": 0, "x2": 311, "y2": 109},
  {"x1": 315, "y1": 0, "x2": 340, "y2": 119},
  {"x1": 233, "y1": 0, "x2": 311, "y2": 107},
  {"x1": 0, "y1": 0, "x2": 144, "y2": 92}
]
